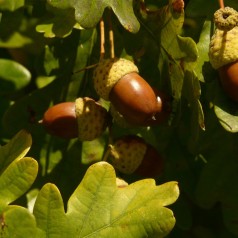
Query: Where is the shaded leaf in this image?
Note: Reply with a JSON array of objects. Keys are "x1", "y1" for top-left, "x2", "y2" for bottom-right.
[
  {"x1": 195, "y1": 142, "x2": 238, "y2": 209},
  {"x1": 194, "y1": 20, "x2": 211, "y2": 82},
  {"x1": 36, "y1": 8, "x2": 78, "y2": 38},
  {"x1": 0, "y1": 59, "x2": 31, "y2": 95},
  {"x1": 212, "y1": 79, "x2": 238, "y2": 133},
  {"x1": 0, "y1": 205, "x2": 40, "y2": 238},
  {"x1": 186, "y1": 0, "x2": 238, "y2": 18},
  {"x1": 0, "y1": 11, "x2": 34, "y2": 48},
  {"x1": 34, "y1": 162, "x2": 179, "y2": 238},
  {"x1": 47, "y1": 0, "x2": 140, "y2": 33},
  {"x1": 0, "y1": 130, "x2": 32, "y2": 173},
  {"x1": 177, "y1": 35, "x2": 198, "y2": 61},
  {"x1": 0, "y1": 0, "x2": 24, "y2": 11},
  {"x1": 0, "y1": 157, "x2": 38, "y2": 209},
  {"x1": 81, "y1": 137, "x2": 106, "y2": 164},
  {"x1": 156, "y1": 1, "x2": 197, "y2": 61}
]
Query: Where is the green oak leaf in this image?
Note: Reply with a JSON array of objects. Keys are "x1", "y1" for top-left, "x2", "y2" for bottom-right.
[
  {"x1": 194, "y1": 20, "x2": 211, "y2": 83},
  {"x1": 0, "y1": 0, "x2": 24, "y2": 11},
  {"x1": 0, "y1": 130, "x2": 32, "y2": 174},
  {"x1": 212, "y1": 79, "x2": 238, "y2": 133},
  {"x1": 0, "y1": 157, "x2": 38, "y2": 210},
  {"x1": 0, "y1": 59, "x2": 31, "y2": 95},
  {"x1": 0, "y1": 205, "x2": 42, "y2": 238},
  {"x1": 33, "y1": 162, "x2": 179, "y2": 238},
  {"x1": 81, "y1": 137, "x2": 106, "y2": 164},
  {"x1": 47, "y1": 0, "x2": 140, "y2": 33},
  {"x1": 151, "y1": 0, "x2": 198, "y2": 61},
  {"x1": 195, "y1": 138, "x2": 238, "y2": 209},
  {"x1": 36, "y1": 8, "x2": 79, "y2": 38},
  {"x1": 186, "y1": 0, "x2": 238, "y2": 18}
]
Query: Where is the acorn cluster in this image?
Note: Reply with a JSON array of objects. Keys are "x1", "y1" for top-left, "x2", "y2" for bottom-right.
[{"x1": 41, "y1": 57, "x2": 169, "y2": 177}]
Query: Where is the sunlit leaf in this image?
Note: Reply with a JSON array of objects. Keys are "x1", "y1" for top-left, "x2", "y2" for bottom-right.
[
  {"x1": 0, "y1": 157, "x2": 38, "y2": 209},
  {"x1": 0, "y1": 59, "x2": 31, "y2": 95},
  {"x1": 0, "y1": 205, "x2": 42, "y2": 237},
  {"x1": 0, "y1": 130, "x2": 32, "y2": 173},
  {"x1": 33, "y1": 183, "x2": 69, "y2": 237},
  {"x1": 81, "y1": 137, "x2": 106, "y2": 164},
  {"x1": 34, "y1": 162, "x2": 179, "y2": 238},
  {"x1": 0, "y1": 0, "x2": 24, "y2": 11}
]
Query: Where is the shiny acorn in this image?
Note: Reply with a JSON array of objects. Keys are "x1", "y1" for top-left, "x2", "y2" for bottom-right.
[
  {"x1": 93, "y1": 58, "x2": 162, "y2": 126},
  {"x1": 42, "y1": 97, "x2": 109, "y2": 140}
]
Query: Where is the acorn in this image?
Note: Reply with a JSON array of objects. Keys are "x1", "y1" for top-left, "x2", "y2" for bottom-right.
[
  {"x1": 106, "y1": 135, "x2": 164, "y2": 177},
  {"x1": 209, "y1": 7, "x2": 238, "y2": 102},
  {"x1": 93, "y1": 58, "x2": 162, "y2": 126},
  {"x1": 42, "y1": 97, "x2": 109, "y2": 140},
  {"x1": 109, "y1": 88, "x2": 172, "y2": 128}
]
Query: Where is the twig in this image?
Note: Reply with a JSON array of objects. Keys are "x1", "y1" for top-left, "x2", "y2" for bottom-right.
[
  {"x1": 100, "y1": 18, "x2": 105, "y2": 59},
  {"x1": 108, "y1": 11, "x2": 115, "y2": 59},
  {"x1": 72, "y1": 63, "x2": 98, "y2": 75},
  {"x1": 219, "y1": 0, "x2": 225, "y2": 8}
]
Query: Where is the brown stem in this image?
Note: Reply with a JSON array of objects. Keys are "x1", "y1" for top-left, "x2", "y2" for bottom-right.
[
  {"x1": 102, "y1": 145, "x2": 113, "y2": 162},
  {"x1": 108, "y1": 11, "x2": 115, "y2": 59},
  {"x1": 72, "y1": 63, "x2": 98, "y2": 75},
  {"x1": 100, "y1": 18, "x2": 105, "y2": 60},
  {"x1": 218, "y1": 0, "x2": 225, "y2": 8}
]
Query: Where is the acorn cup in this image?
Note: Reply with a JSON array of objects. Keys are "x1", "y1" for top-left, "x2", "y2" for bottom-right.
[
  {"x1": 42, "y1": 97, "x2": 109, "y2": 141},
  {"x1": 104, "y1": 135, "x2": 164, "y2": 177},
  {"x1": 209, "y1": 7, "x2": 238, "y2": 102},
  {"x1": 93, "y1": 58, "x2": 165, "y2": 126}
]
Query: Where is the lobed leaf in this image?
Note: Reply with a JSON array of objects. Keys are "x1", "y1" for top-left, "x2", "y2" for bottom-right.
[
  {"x1": 194, "y1": 20, "x2": 211, "y2": 83},
  {"x1": 0, "y1": 157, "x2": 38, "y2": 210},
  {"x1": 212, "y1": 79, "x2": 238, "y2": 133},
  {"x1": 0, "y1": 205, "x2": 40, "y2": 238},
  {"x1": 47, "y1": 0, "x2": 140, "y2": 33},
  {"x1": 0, "y1": 0, "x2": 24, "y2": 11},
  {"x1": 34, "y1": 162, "x2": 179, "y2": 238},
  {"x1": 0, "y1": 130, "x2": 32, "y2": 174},
  {"x1": 33, "y1": 183, "x2": 69, "y2": 237},
  {"x1": 0, "y1": 59, "x2": 31, "y2": 95}
]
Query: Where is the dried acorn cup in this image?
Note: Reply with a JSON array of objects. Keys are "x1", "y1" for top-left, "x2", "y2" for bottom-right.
[
  {"x1": 93, "y1": 58, "x2": 163, "y2": 126},
  {"x1": 106, "y1": 135, "x2": 164, "y2": 177},
  {"x1": 209, "y1": 7, "x2": 238, "y2": 102},
  {"x1": 42, "y1": 97, "x2": 109, "y2": 140}
]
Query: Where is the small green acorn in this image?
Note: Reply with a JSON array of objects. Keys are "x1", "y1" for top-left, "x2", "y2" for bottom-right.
[
  {"x1": 209, "y1": 7, "x2": 238, "y2": 101},
  {"x1": 93, "y1": 58, "x2": 162, "y2": 126},
  {"x1": 42, "y1": 97, "x2": 109, "y2": 140}
]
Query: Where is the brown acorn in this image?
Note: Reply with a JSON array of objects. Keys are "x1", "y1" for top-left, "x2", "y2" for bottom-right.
[
  {"x1": 93, "y1": 58, "x2": 162, "y2": 126},
  {"x1": 42, "y1": 97, "x2": 109, "y2": 140},
  {"x1": 109, "y1": 88, "x2": 172, "y2": 127},
  {"x1": 106, "y1": 135, "x2": 164, "y2": 177},
  {"x1": 209, "y1": 7, "x2": 238, "y2": 102}
]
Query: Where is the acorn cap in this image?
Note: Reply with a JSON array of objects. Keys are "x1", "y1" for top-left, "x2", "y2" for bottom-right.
[
  {"x1": 209, "y1": 7, "x2": 238, "y2": 69},
  {"x1": 93, "y1": 58, "x2": 139, "y2": 100},
  {"x1": 108, "y1": 136, "x2": 147, "y2": 174},
  {"x1": 75, "y1": 97, "x2": 108, "y2": 141}
]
